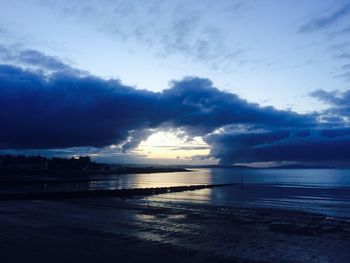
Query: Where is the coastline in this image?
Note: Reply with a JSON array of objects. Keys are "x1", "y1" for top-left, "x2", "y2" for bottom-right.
[
  {"x1": 0, "y1": 196, "x2": 349, "y2": 262},
  {"x1": 0, "y1": 166, "x2": 190, "y2": 179}
]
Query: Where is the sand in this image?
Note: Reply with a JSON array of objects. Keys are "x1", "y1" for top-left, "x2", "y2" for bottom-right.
[{"x1": 0, "y1": 196, "x2": 349, "y2": 263}]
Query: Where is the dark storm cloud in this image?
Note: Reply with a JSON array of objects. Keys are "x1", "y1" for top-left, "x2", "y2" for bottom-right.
[
  {"x1": 205, "y1": 89, "x2": 350, "y2": 165},
  {"x1": 159, "y1": 78, "x2": 315, "y2": 136},
  {"x1": 205, "y1": 128, "x2": 350, "y2": 164},
  {"x1": 299, "y1": 3, "x2": 350, "y2": 33},
  {"x1": 0, "y1": 63, "x2": 314, "y2": 151},
  {"x1": 1, "y1": 58, "x2": 350, "y2": 165},
  {"x1": 0, "y1": 65, "x2": 160, "y2": 149},
  {"x1": 204, "y1": 89, "x2": 350, "y2": 165}
]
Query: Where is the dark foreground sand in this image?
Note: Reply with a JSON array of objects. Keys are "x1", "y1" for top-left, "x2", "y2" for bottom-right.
[{"x1": 0, "y1": 196, "x2": 349, "y2": 263}]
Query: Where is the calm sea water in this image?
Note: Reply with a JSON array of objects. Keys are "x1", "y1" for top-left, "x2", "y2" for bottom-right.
[
  {"x1": 1, "y1": 168, "x2": 350, "y2": 218},
  {"x1": 145, "y1": 168, "x2": 350, "y2": 218}
]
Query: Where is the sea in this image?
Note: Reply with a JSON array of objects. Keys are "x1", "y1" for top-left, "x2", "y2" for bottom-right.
[{"x1": 1, "y1": 168, "x2": 350, "y2": 218}]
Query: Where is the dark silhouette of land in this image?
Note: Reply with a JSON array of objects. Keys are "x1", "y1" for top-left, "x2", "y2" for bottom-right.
[
  {"x1": 185, "y1": 164, "x2": 336, "y2": 169},
  {"x1": 0, "y1": 154, "x2": 189, "y2": 177}
]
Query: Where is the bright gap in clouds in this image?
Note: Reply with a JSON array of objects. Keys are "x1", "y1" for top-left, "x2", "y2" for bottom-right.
[{"x1": 135, "y1": 131, "x2": 211, "y2": 162}]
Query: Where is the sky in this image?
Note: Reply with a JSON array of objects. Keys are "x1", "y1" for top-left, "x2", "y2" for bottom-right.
[{"x1": 0, "y1": 0, "x2": 350, "y2": 166}]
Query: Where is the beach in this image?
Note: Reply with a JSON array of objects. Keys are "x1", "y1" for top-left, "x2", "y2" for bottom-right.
[
  {"x1": 2, "y1": 2, "x2": 350, "y2": 261},
  {"x1": 1, "y1": 195, "x2": 349, "y2": 263}
]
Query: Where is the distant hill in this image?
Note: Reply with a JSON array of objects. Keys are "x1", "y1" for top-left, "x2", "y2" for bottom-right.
[
  {"x1": 268, "y1": 164, "x2": 336, "y2": 169},
  {"x1": 182, "y1": 164, "x2": 337, "y2": 169},
  {"x1": 182, "y1": 164, "x2": 251, "y2": 169}
]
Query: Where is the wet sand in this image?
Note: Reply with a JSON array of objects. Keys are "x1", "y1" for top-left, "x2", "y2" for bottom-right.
[{"x1": 0, "y1": 196, "x2": 349, "y2": 263}]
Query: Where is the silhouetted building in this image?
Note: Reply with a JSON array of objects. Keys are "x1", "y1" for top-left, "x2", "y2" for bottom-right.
[
  {"x1": 0, "y1": 155, "x2": 95, "y2": 172},
  {"x1": 0, "y1": 155, "x2": 48, "y2": 170},
  {"x1": 50, "y1": 156, "x2": 94, "y2": 170}
]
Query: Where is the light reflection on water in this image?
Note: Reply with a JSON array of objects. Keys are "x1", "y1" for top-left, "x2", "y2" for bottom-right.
[
  {"x1": 1, "y1": 168, "x2": 350, "y2": 218},
  {"x1": 0, "y1": 170, "x2": 213, "y2": 193},
  {"x1": 144, "y1": 168, "x2": 350, "y2": 218}
]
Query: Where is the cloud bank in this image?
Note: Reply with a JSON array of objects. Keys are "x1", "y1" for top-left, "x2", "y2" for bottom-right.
[
  {"x1": 0, "y1": 50, "x2": 350, "y2": 165},
  {"x1": 205, "y1": 128, "x2": 350, "y2": 165}
]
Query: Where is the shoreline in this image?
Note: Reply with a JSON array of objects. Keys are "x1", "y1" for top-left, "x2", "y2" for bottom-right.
[{"x1": 0, "y1": 166, "x2": 190, "y2": 179}]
